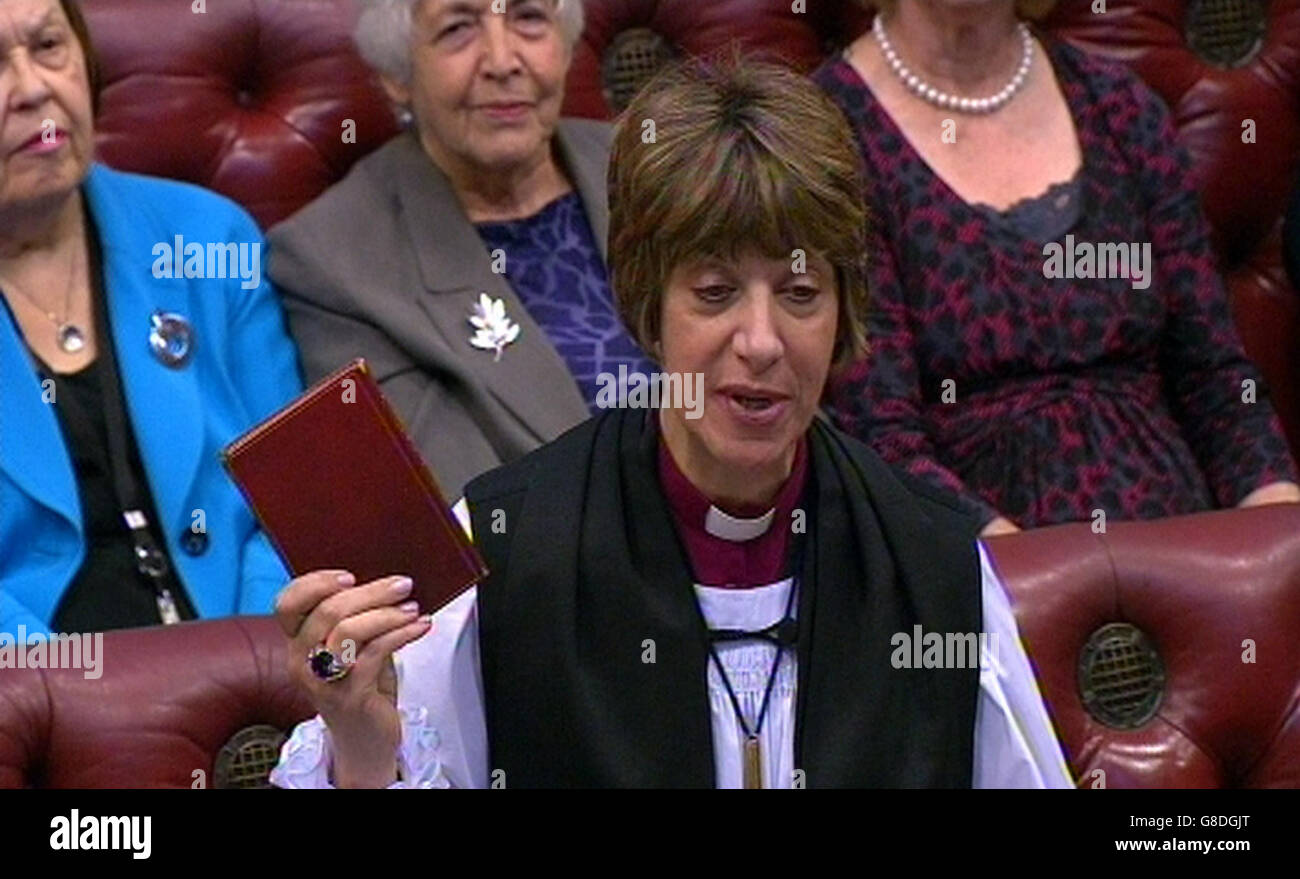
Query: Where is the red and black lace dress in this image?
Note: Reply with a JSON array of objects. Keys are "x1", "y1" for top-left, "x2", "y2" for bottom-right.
[{"x1": 812, "y1": 40, "x2": 1297, "y2": 528}]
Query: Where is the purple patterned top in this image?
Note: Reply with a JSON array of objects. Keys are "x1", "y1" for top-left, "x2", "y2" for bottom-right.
[
  {"x1": 475, "y1": 191, "x2": 657, "y2": 412},
  {"x1": 813, "y1": 41, "x2": 1297, "y2": 528}
]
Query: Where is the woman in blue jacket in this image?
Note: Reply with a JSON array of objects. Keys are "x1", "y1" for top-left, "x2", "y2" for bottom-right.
[{"x1": 0, "y1": 0, "x2": 302, "y2": 634}]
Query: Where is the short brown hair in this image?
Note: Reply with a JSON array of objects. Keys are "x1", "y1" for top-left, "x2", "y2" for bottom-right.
[
  {"x1": 868, "y1": 0, "x2": 1057, "y2": 21},
  {"x1": 59, "y1": 0, "x2": 101, "y2": 117},
  {"x1": 607, "y1": 53, "x2": 869, "y2": 368}
]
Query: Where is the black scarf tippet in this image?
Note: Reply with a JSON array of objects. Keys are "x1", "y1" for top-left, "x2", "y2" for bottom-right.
[{"x1": 466, "y1": 407, "x2": 982, "y2": 788}]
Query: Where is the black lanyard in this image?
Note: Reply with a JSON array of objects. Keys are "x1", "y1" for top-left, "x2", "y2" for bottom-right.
[
  {"x1": 699, "y1": 533, "x2": 806, "y2": 787},
  {"x1": 91, "y1": 272, "x2": 183, "y2": 625},
  {"x1": 705, "y1": 571, "x2": 800, "y2": 739}
]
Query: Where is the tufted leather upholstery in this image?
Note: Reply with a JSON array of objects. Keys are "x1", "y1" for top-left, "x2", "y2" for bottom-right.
[
  {"x1": 3, "y1": 504, "x2": 1298, "y2": 788},
  {"x1": 0, "y1": 617, "x2": 311, "y2": 788},
  {"x1": 26, "y1": 0, "x2": 1294, "y2": 788},
  {"x1": 85, "y1": 0, "x2": 400, "y2": 229},
  {"x1": 988, "y1": 504, "x2": 1300, "y2": 789}
]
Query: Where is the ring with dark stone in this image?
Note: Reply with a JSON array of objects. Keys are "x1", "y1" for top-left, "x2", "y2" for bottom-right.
[{"x1": 307, "y1": 644, "x2": 350, "y2": 682}]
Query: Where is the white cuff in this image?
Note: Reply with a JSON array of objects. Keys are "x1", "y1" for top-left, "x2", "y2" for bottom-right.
[
  {"x1": 394, "y1": 705, "x2": 454, "y2": 789},
  {"x1": 270, "y1": 708, "x2": 454, "y2": 789}
]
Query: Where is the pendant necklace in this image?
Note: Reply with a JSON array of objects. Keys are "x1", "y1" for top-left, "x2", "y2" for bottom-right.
[
  {"x1": 0, "y1": 242, "x2": 85, "y2": 354},
  {"x1": 705, "y1": 574, "x2": 800, "y2": 789}
]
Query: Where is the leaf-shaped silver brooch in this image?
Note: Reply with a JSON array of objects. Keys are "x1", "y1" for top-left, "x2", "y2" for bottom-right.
[{"x1": 467, "y1": 293, "x2": 520, "y2": 362}]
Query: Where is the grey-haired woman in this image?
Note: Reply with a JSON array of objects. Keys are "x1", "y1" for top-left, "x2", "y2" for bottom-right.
[{"x1": 268, "y1": 0, "x2": 657, "y2": 495}]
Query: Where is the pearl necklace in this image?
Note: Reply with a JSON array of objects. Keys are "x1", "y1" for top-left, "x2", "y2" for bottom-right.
[{"x1": 872, "y1": 14, "x2": 1034, "y2": 115}]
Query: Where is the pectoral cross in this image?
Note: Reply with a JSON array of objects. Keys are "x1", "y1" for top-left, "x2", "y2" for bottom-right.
[{"x1": 743, "y1": 735, "x2": 763, "y2": 789}]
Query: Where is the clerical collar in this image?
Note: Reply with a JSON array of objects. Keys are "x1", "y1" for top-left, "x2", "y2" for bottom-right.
[
  {"x1": 657, "y1": 432, "x2": 809, "y2": 588},
  {"x1": 704, "y1": 505, "x2": 776, "y2": 542}
]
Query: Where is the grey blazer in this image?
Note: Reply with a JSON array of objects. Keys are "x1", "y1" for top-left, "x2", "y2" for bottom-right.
[{"x1": 267, "y1": 121, "x2": 610, "y2": 496}]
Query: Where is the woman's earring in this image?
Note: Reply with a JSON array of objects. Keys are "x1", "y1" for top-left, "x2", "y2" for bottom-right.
[{"x1": 397, "y1": 107, "x2": 414, "y2": 128}]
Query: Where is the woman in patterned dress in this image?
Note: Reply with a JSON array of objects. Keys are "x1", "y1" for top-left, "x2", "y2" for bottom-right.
[{"x1": 814, "y1": 0, "x2": 1300, "y2": 534}]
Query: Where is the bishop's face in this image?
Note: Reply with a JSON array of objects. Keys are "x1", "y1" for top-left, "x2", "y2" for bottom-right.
[{"x1": 656, "y1": 249, "x2": 839, "y2": 507}]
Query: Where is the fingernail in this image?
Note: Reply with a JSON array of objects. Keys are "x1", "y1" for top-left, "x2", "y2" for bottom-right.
[
  {"x1": 390, "y1": 577, "x2": 413, "y2": 596},
  {"x1": 336, "y1": 572, "x2": 355, "y2": 586},
  {"x1": 398, "y1": 600, "x2": 419, "y2": 614}
]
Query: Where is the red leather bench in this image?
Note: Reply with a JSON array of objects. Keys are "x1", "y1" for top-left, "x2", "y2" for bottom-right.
[{"x1": 6, "y1": 0, "x2": 1290, "y2": 789}]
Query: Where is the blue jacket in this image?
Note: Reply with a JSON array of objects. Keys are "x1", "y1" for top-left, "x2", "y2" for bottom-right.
[{"x1": 0, "y1": 165, "x2": 303, "y2": 635}]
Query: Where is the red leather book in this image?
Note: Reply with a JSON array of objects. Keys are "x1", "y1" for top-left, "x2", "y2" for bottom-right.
[{"x1": 221, "y1": 358, "x2": 487, "y2": 614}]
